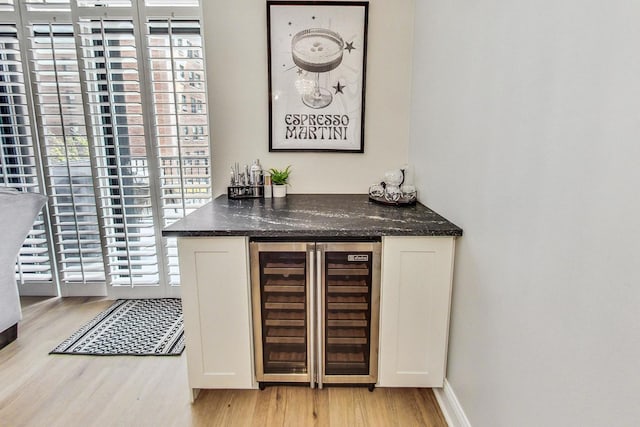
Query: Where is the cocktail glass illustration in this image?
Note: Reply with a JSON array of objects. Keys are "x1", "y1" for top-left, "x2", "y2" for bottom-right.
[{"x1": 291, "y1": 28, "x2": 344, "y2": 109}]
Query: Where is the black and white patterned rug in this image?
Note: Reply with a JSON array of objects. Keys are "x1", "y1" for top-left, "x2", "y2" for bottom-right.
[{"x1": 50, "y1": 299, "x2": 185, "y2": 356}]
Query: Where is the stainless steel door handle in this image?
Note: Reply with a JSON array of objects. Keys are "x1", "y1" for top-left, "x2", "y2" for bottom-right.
[
  {"x1": 308, "y1": 246, "x2": 315, "y2": 388},
  {"x1": 316, "y1": 248, "x2": 323, "y2": 389}
]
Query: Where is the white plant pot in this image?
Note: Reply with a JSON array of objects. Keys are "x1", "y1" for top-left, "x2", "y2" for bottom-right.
[{"x1": 272, "y1": 184, "x2": 287, "y2": 198}]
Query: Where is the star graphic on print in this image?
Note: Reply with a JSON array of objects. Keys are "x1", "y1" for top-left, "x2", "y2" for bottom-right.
[
  {"x1": 333, "y1": 81, "x2": 345, "y2": 94},
  {"x1": 297, "y1": 68, "x2": 303, "y2": 75},
  {"x1": 345, "y1": 41, "x2": 355, "y2": 53}
]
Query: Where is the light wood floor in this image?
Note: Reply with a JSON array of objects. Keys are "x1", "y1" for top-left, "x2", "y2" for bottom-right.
[{"x1": 0, "y1": 297, "x2": 447, "y2": 427}]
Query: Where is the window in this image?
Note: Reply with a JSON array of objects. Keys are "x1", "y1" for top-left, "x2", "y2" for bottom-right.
[{"x1": 0, "y1": 0, "x2": 210, "y2": 295}]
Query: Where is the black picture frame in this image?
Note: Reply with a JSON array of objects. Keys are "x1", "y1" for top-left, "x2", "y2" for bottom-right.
[{"x1": 267, "y1": 1, "x2": 369, "y2": 152}]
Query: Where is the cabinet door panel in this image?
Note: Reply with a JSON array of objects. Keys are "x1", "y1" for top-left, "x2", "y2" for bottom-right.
[
  {"x1": 178, "y1": 237, "x2": 254, "y2": 390},
  {"x1": 378, "y1": 236, "x2": 455, "y2": 387}
]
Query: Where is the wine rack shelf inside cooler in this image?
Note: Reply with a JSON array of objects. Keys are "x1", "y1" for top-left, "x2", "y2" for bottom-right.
[
  {"x1": 327, "y1": 311, "x2": 368, "y2": 327},
  {"x1": 324, "y1": 254, "x2": 373, "y2": 376},
  {"x1": 260, "y1": 253, "x2": 308, "y2": 374}
]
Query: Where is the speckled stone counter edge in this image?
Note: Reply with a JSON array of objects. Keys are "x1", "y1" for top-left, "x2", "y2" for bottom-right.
[{"x1": 162, "y1": 194, "x2": 463, "y2": 238}]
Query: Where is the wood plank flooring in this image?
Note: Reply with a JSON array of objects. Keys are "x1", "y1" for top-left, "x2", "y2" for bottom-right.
[{"x1": 0, "y1": 297, "x2": 447, "y2": 427}]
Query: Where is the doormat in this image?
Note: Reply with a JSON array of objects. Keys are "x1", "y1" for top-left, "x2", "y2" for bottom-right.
[{"x1": 50, "y1": 299, "x2": 184, "y2": 356}]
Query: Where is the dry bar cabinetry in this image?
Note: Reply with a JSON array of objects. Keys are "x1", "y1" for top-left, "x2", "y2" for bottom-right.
[
  {"x1": 378, "y1": 236, "x2": 456, "y2": 387},
  {"x1": 177, "y1": 236, "x2": 254, "y2": 401},
  {"x1": 177, "y1": 234, "x2": 456, "y2": 398}
]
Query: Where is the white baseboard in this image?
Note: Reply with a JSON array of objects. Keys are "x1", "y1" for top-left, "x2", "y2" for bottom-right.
[
  {"x1": 60, "y1": 282, "x2": 107, "y2": 297},
  {"x1": 434, "y1": 379, "x2": 472, "y2": 427},
  {"x1": 18, "y1": 283, "x2": 58, "y2": 297}
]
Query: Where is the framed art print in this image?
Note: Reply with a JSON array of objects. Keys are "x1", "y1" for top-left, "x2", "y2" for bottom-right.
[{"x1": 267, "y1": 1, "x2": 369, "y2": 152}]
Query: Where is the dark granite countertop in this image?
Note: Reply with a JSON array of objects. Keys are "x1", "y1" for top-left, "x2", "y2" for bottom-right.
[{"x1": 163, "y1": 194, "x2": 462, "y2": 239}]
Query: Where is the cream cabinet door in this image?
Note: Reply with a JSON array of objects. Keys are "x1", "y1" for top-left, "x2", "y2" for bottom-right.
[
  {"x1": 378, "y1": 236, "x2": 456, "y2": 387},
  {"x1": 178, "y1": 237, "x2": 255, "y2": 398}
]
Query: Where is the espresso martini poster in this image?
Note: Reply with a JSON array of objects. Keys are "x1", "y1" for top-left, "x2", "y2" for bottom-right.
[{"x1": 267, "y1": 2, "x2": 369, "y2": 152}]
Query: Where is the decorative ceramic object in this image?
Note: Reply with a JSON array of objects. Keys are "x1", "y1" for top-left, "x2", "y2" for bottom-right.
[{"x1": 272, "y1": 184, "x2": 287, "y2": 198}]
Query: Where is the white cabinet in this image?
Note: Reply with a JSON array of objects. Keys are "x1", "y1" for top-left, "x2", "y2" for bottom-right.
[
  {"x1": 378, "y1": 236, "x2": 456, "y2": 387},
  {"x1": 177, "y1": 234, "x2": 457, "y2": 396},
  {"x1": 177, "y1": 237, "x2": 255, "y2": 399}
]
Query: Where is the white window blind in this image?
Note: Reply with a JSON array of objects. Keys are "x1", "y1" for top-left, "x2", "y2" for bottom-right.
[
  {"x1": 77, "y1": 0, "x2": 131, "y2": 7},
  {"x1": 78, "y1": 17, "x2": 159, "y2": 286},
  {"x1": 0, "y1": 0, "x2": 211, "y2": 295},
  {"x1": 24, "y1": 0, "x2": 71, "y2": 12},
  {"x1": 0, "y1": 22, "x2": 53, "y2": 284},
  {"x1": 29, "y1": 22, "x2": 105, "y2": 283},
  {"x1": 145, "y1": 0, "x2": 198, "y2": 7},
  {"x1": 147, "y1": 18, "x2": 209, "y2": 285},
  {"x1": 0, "y1": 1, "x2": 15, "y2": 12}
]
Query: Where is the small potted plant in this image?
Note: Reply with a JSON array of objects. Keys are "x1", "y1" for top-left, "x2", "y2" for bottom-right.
[{"x1": 268, "y1": 165, "x2": 291, "y2": 198}]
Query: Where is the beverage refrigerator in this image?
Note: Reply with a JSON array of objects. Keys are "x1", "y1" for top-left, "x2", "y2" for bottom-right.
[{"x1": 249, "y1": 240, "x2": 381, "y2": 390}]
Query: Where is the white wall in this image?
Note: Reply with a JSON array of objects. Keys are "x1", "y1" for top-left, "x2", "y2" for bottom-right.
[
  {"x1": 202, "y1": 0, "x2": 414, "y2": 196},
  {"x1": 410, "y1": 1, "x2": 640, "y2": 426}
]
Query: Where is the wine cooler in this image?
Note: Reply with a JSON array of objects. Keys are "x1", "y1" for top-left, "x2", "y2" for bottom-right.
[{"x1": 250, "y1": 241, "x2": 381, "y2": 389}]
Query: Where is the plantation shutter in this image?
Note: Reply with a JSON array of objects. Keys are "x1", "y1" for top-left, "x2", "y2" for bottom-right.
[
  {"x1": 77, "y1": 17, "x2": 160, "y2": 287},
  {"x1": 0, "y1": 22, "x2": 53, "y2": 285},
  {"x1": 2, "y1": 0, "x2": 210, "y2": 296},
  {"x1": 28, "y1": 22, "x2": 105, "y2": 283},
  {"x1": 146, "y1": 18, "x2": 210, "y2": 285},
  {"x1": 0, "y1": 1, "x2": 14, "y2": 13}
]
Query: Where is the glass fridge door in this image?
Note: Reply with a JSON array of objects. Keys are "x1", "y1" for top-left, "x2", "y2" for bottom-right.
[
  {"x1": 251, "y1": 242, "x2": 314, "y2": 383},
  {"x1": 321, "y1": 242, "x2": 381, "y2": 384}
]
